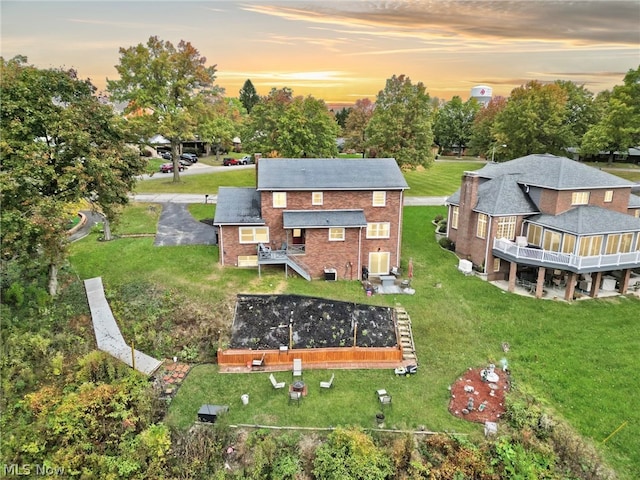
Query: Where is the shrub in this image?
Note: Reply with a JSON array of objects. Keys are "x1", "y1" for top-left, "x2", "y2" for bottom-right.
[
  {"x1": 434, "y1": 214, "x2": 444, "y2": 223},
  {"x1": 438, "y1": 237, "x2": 455, "y2": 251}
]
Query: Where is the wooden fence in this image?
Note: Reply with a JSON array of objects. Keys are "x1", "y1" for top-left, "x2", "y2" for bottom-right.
[{"x1": 217, "y1": 346, "x2": 403, "y2": 369}]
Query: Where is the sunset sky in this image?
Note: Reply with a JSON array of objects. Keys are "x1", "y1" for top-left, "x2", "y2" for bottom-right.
[{"x1": 2, "y1": 1, "x2": 639, "y2": 105}]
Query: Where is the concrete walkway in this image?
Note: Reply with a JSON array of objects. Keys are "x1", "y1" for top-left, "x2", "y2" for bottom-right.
[{"x1": 84, "y1": 277, "x2": 163, "y2": 376}]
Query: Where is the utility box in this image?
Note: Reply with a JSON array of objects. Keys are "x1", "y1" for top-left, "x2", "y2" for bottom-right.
[
  {"x1": 324, "y1": 268, "x2": 337, "y2": 281},
  {"x1": 197, "y1": 404, "x2": 229, "y2": 424}
]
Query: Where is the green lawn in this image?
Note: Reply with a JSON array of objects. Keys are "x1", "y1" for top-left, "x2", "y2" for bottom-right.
[
  {"x1": 69, "y1": 205, "x2": 640, "y2": 478},
  {"x1": 135, "y1": 160, "x2": 484, "y2": 197}
]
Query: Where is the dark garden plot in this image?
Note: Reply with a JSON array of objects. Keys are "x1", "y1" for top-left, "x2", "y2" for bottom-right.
[{"x1": 229, "y1": 294, "x2": 397, "y2": 350}]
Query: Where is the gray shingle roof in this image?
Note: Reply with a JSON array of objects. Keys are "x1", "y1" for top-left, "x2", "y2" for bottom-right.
[
  {"x1": 213, "y1": 187, "x2": 263, "y2": 225},
  {"x1": 527, "y1": 205, "x2": 640, "y2": 235},
  {"x1": 283, "y1": 210, "x2": 367, "y2": 228},
  {"x1": 257, "y1": 158, "x2": 409, "y2": 191},
  {"x1": 476, "y1": 154, "x2": 634, "y2": 190},
  {"x1": 475, "y1": 174, "x2": 539, "y2": 216}
]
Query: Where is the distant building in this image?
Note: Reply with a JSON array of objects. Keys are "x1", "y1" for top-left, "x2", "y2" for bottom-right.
[{"x1": 470, "y1": 85, "x2": 492, "y2": 106}]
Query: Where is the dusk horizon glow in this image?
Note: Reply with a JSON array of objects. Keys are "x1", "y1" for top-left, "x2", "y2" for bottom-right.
[{"x1": 2, "y1": 1, "x2": 639, "y2": 105}]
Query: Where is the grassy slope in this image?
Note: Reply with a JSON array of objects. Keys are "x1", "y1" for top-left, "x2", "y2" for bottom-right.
[{"x1": 70, "y1": 204, "x2": 639, "y2": 478}]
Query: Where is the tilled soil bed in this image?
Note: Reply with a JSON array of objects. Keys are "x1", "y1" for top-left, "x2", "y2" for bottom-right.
[
  {"x1": 229, "y1": 294, "x2": 397, "y2": 350},
  {"x1": 448, "y1": 366, "x2": 511, "y2": 424}
]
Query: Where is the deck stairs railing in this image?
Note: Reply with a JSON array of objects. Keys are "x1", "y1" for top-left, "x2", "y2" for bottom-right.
[{"x1": 258, "y1": 245, "x2": 311, "y2": 281}]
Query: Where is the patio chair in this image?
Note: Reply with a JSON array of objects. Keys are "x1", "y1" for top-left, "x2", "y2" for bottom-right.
[
  {"x1": 292, "y1": 358, "x2": 303, "y2": 379},
  {"x1": 320, "y1": 373, "x2": 335, "y2": 389},
  {"x1": 376, "y1": 389, "x2": 392, "y2": 407},
  {"x1": 288, "y1": 391, "x2": 301, "y2": 406},
  {"x1": 269, "y1": 373, "x2": 285, "y2": 389},
  {"x1": 251, "y1": 353, "x2": 265, "y2": 369}
]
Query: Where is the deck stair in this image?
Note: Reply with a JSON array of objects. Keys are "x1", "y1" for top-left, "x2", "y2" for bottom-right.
[
  {"x1": 395, "y1": 306, "x2": 418, "y2": 363},
  {"x1": 258, "y1": 247, "x2": 311, "y2": 281}
]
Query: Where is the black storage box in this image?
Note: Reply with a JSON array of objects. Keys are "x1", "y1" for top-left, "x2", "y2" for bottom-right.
[{"x1": 197, "y1": 404, "x2": 229, "y2": 423}]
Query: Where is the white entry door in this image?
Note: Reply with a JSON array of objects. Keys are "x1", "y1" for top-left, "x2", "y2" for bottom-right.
[{"x1": 368, "y1": 251, "x2": 390, "y2": 275}]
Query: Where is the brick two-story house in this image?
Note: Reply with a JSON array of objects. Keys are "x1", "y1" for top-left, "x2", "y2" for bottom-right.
[
  {"x1": 213, "y1": 158, "x2": 409, "y2": 280},
  {"x1": 446, "y1": 154, "x2": 640, "y2": 300}
]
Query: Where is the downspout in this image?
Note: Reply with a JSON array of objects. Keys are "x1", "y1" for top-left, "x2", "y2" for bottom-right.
[
  {"x1": 358, "y1": 226, "x2": 363, "y2": 281},
  {"x1": 483, "y1": 215, "x2": 492, "y2": 275},
  {"x1": 218, "y1": 226, "x2": 224, "y2": 266},
  {"x1": 396, "y1": 190, "x2": 403, "y2": 266}
]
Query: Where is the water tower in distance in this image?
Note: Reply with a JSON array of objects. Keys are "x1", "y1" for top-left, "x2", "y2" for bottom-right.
[{"x1": 471, "y1": 85, "x2": 492, "y2": 106}]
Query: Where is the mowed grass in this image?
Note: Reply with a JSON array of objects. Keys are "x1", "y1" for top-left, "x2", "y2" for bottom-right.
[
  {"x1": 135, "y1": 160, "x2": 485, "y2": 197},
  {"x1": 69, "y1": 205, "x2": 640, "y2": 478}
]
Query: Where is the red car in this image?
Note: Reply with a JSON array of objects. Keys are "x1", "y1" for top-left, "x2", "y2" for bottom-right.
[
  {"x1": 160, "y1": 162, "x2": 186, "y2": 173},
  {"x1": 223, "y1": 157, "x2": 241, "y2": 166}
]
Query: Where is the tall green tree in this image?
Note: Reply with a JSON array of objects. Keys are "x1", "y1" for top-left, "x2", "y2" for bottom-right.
[
  {"x1": 334, "y1": 106, "x2": 351, "y2": 130},
  {"x1": 107, "y1": 36, "x2": 218, "y2": 182},
  {"x1": 242, "y1": 88, "x2": 338, "y2": 157},
  {"x1": 433, "y1": 96, "x2": 481, "y2": 157},
  {"x1": 581, "y1": 66, "x2": 640, "y2": 164},
  {"x1": 492, "y1": 80, "x2": 571, "y2": 159},
  {"x1": 197, "y1": 97, "x2": 245, "y2": 161},
  {"x1": 239, "y1": 78, "x2": 260, "y2": 114},
  {"x1": 365, "y1": 74, "x2": 434, "y2": 168},
  {"x1": 554, "y1": 80, "x2": 598, "y2": 146},
  {"x1": 1, "y1": 56, "x2": 145, "y2": 295},
  {"x1": 343, "y1": 98, "x2": 374, "y2": 155},
  {"x1": 468, "y1": 96, "x2": 507, "y2": 158}
]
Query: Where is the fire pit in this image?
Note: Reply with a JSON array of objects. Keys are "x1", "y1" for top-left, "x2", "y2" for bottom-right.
[{"x1": 292, "y1": 381, "x2": 305, "y2": 392}]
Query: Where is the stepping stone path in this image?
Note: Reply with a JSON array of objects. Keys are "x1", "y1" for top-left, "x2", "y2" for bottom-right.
[{"x1": 158, "y1": 361, "x2": 191, "y2": 398}]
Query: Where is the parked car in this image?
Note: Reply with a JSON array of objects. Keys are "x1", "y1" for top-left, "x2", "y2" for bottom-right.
[
  {"x1": 180, "y1": 153, "x2": 198, "y2": 164},
  {"x1": 160, "y1": 162, "x2": 186, "y2": 173},
  {"x1": 161, "y1": 151, "x2": 172, "y2": 160},
  {"x1": 223, "y1": 157, "x2": 241, "y2": 166},
  {"x1": 240, "y1": 155, "x2": 252, "y2": 164}
]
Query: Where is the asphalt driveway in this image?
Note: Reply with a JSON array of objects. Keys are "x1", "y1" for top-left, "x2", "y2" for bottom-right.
[{"x1": 154, "y1": 202, "x2": 216, "y2": 246}]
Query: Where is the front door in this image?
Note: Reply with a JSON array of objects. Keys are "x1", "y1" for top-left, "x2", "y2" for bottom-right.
[{"x1": 368, "y1": 251, "x2": 390, "y2": 275}]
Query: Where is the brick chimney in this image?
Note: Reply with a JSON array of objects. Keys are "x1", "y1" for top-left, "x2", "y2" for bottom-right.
[
  {"x1": 254, "y1": 153, "x2": 262, "y2": 189},
  {"x1": 455, "y1": 171, "x2": 480, "y2": 258}
]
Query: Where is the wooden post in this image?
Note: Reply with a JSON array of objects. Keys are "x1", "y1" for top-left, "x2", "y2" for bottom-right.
[
  {"x1": 131, "y1": 341, "x2": 136, "y2": 371},
  {"x1": 353, "y1": 322, "x2": 358, "y2": 347},
  {"x1": 289, "y1": 323, "x2": 293, "y2": 350}
]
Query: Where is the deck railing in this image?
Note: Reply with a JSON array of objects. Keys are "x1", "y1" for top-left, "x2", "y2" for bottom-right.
[{"x1": 493, "y1": 238, "x2": 640, "y2": 270}]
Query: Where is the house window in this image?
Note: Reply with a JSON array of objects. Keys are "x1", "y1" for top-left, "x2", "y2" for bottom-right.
[
  {"x1": 366, "y1": 222, "x2": 390, "y2": 239},
  {"x1": 312, "y1": 192, "x2": 323, "y2": 205},
  {"x1": 527, "y1": 224, "x2": 543, "y2": 246},
  {"x1": 372, "y1": 191, "x2": 386, "y2": 207},
  {"x1": 495, "y1": 216, "x2": 517, "y2": 240},
  {"x1": 239, "y1": 227, "x2": 269, "y2": 244},
  {"x1": 237, "y1": 255, "x2": 258, "y2": 267},
  {"x1": 273, "y1": 192, "x2": 286, "y2": 208},
  {"x1": 493, "y1": 258, "x2": 501, "y2": 272},
  {"x1": 562, "y1": 234, "x2": 576, "y2": 254},
  {"x1": 606, "y1": 233, "x2": 633, "y2": 254},
  {"x1": 571, "y1": 191, "x2": 590, "y2": 205},
  {"x1": 543, "y1": 231, "x2": 561, "y2": 252},
  {"x1": 451, "y1": 206, "x2": 459, "y2": 229},
  {"x1": 578, "y1": 235, "x2": 603, "y2": 256},
  {"x1": 604, "y1": 190, "x2": 614, "y2": 203},
  {"x1": 329, "y1": 228, "x2": 345, "y2": 241},
  {"x1": 635, "y1": 210, "x2": 640, "y2": 218},
  {"x1": 476, "y1": 214, "x2": 488, "y2": 239}
]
